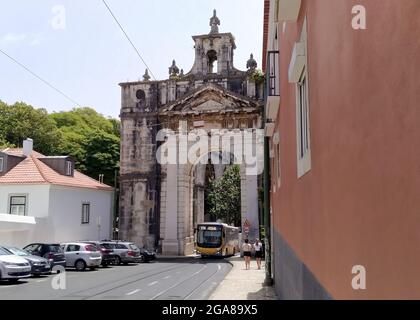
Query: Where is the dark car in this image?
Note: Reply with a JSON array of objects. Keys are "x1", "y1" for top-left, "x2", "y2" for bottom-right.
[
  {"x1": 139, "y1": 248, "x2": 156, "y2": 262},
  {"x1": 2, "y1": 246, "x2": 51, "y2": 276},
  {"x1": 81, "y1": 241, "x2": 118, "y2": 266},
  {"x1": 23, "y1": 243, "x2": 66, "y2": 270}
]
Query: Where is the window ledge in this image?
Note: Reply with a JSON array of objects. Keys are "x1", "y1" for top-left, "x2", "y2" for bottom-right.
[{"x1": 288, "y1": 41, "x2": 306, "y2": 83}]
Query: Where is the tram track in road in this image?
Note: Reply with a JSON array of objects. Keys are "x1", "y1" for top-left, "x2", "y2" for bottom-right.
[
  {"x1": 150, "y1": 261, "x2": 231, "y2": 300},
  {"x1": 58, "y1": 262, "x2": 195, "y2": 300}
]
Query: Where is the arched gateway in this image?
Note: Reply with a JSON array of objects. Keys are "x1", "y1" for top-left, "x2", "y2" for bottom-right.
[{"x1": 119, "y1": 11, "x2": 264, "y2": 255}]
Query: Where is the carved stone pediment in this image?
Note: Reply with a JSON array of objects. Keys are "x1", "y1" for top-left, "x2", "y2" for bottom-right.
[{"x1": 159, "y1": 83, "x2": 262, "y2": 116}]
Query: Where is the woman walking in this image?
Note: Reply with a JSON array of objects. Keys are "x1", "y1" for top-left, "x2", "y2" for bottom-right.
[
  {"x1": 242, "y1": 239, "x2": 252, "y2": 270},
  {"x1": 254, "y1": 239, "x2": 263, "y2": 270}
]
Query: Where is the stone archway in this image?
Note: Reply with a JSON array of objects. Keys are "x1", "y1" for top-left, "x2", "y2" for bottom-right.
[{"x1": 118, "y1": 11, "x2": 264, "y2": 255}]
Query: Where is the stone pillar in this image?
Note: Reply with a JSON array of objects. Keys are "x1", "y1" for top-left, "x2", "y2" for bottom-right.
[
  {"x1": 240, "y1": 165, "x2": 260, "y2": 242},
  {"x1": 194, "y1": 164, "x2": 206, "y2": 227},
  {"x1": 162, "y1": 163, "x2": 179, "y2": 255}
]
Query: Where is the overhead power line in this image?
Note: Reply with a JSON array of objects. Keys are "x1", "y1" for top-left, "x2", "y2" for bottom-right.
[
  {"x1": 101, "y1": 0, "x2": 157, "y2": 80},
  {"x1": 0, "y1": 48, "x2": 82, "y2": 107}
]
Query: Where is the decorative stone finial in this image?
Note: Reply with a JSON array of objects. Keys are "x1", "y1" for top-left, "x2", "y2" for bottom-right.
[
  {"x1": 169, "y1": 59, "x2": 179, "y2": 78},
  {"x1": 143, "y1": 69, "x2": 151, "y2": 81},
  {"x1": 180, "y1": 69, "x2": 184, "y2": 77},
  {"x1": 246, "y1": 53, "x2": 257, "y2": 71},
  {"x1": 209, "y1": 9, "x2": 220, "y2": 34}
]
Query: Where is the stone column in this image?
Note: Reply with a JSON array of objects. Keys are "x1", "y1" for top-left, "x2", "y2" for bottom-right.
[{"x1": 162, "y1": 163, "x2": 179, "y2": 255}]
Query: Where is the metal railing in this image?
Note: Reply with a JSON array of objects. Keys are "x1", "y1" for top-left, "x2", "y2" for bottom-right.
[{"x1": 267, "y1": 51, "x2": 280, "y2": 97}]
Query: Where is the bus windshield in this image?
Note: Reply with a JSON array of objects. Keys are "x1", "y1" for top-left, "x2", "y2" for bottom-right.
[{"x1": 197, "y1": 227, "x2": 222, "y2": 248}]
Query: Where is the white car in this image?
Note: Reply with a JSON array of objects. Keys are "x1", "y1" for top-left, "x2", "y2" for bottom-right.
[
  {"x1": 61, "y1": 242, "x2": 102, "y2": 271},
  {"x1": 0, "y1": 247, "x2": 31, "y2": 283}
]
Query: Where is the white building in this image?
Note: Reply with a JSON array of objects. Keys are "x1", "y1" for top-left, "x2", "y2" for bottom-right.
[{"x1": 0, "y1": 139, "x2": 114, "y2": 247}]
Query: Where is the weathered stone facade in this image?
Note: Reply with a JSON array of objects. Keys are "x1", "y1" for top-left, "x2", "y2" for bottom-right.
[{"x1": 119, "y1": 11, "x2": 264, "y2": 255}]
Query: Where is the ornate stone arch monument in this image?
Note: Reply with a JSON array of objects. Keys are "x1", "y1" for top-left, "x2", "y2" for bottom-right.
[{"x1": 119, "y1": 10, "x2": 264, "y2": 255}]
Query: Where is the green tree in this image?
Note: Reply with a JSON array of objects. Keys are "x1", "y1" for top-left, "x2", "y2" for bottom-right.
[
  {"x1": 0, "y1": 101, "x2": 60, "y2": 155},
  {"x1": 205, "y1": 164, "x2": 241, "y2": 226},
  {"x1": 50, "y1": 107, "x2": 120, "y2": 185},
  {"x1": 84, "y1": 130, "x2": 120, "y2": 186}
]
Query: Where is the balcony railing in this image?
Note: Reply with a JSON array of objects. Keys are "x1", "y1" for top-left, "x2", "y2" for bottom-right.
[
  {"x1": 267, "y1": 51, "x2": 280, "y2": 97},
  {"x1": 265, "y1": 51, "x2": 280, "y2": 127}
]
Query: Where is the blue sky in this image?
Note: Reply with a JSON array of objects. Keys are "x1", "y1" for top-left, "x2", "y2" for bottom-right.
[{"x1": 0, "y1": 0, "x2": 264, "y2": 118}]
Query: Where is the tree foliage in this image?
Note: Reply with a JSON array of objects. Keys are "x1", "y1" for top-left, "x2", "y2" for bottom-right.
[
  {"x1": 0, "y1": 101, "x2": 61, "y2": 155},
  {"x1": 205, "y1": 164, "x2": 241, "y2": 227},
  {"x1": 0, "y1": 101, "x2": 120, "y2": 186}
]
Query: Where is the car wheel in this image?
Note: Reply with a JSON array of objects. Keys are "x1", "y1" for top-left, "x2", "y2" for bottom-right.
[
  {"x1": 75, "y1": 259, "x2": 86, "y2": 271},
  {"x1": 115, "y1": 256, "x2": 121, "y2": 265}
]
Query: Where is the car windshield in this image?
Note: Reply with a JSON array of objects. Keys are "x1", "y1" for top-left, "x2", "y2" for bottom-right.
[
  {"x1": 6, "y1": 247, "x2": 29, "y2": 256},
  {"x1": 48, "y1": 245, "x2": 63, "y2": 253},
  {"x1": 197, "y1": 229, "x2": 222, "y2": 248},
  {"x1": 102, "y1": 243, "x2": 115, "y2": 249},
  {"x1": 129, "y1": 244, "x2": 139, "y2": 250},
  {"x1": 0, "y1": 247, "x2": 11, "y2": 255}
]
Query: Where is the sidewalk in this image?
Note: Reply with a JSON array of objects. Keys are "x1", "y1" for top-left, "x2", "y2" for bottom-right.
[{"x1": 209, "y1": 256, "x2": 278, "y2": 300}]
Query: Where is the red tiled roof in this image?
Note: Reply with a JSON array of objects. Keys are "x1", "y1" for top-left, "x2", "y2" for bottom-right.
[{"x1": 0, "y1": 148, "x2": 113, "y2": 191}]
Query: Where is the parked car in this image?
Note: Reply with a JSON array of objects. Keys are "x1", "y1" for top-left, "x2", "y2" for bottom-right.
[
  {"x1": 0, "y1": 247, "x2": 31, "y2": 283},
  {"x1": 61, "y1": 242, "x2": 102, "y2": 271},
  {"x1": 2, "y1": 246, "x2": 51, "y2": 276},
  {"x1": 23, "y1": 243, "x2": 66, "y2": 270},
  {"x1": 139, "y1": 248, "x2": 156, "y2": 262},
  {"x1": 80, "y1": 241, "x2": 118, "y2": 266},
  {"x1": 101, "y1": 241, "x2": 143, "y2": 265}
]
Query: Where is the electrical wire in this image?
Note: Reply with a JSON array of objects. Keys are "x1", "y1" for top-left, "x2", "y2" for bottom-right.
[
  {"x1": 0, "y1": 48, "x2": 82, "y2": 107},
  {"x1": 101, "y1": 0, "x2": 157, "y2": 80}
]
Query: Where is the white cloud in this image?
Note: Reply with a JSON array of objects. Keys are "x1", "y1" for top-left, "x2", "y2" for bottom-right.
[{"x1": 0, "y1": 33, "x2": 43, "y2": 46}]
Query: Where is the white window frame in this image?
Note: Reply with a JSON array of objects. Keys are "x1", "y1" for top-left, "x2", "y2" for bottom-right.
[
  {"x1": 66, "y1": 160, "x2": 73, "y2": 176},
  {"x1": 295, "y1": 17, "x2": 311, "y2": 178},
  {"x1": 82, "y1": 203, "x2": 90, "y2": 224},
  {"x1": 9, "y1": 194, "x2": 28, "y2": 216},
  {"x1": 0, "y1": 157, "x2": 3, "y2": 172},
  {"x1": 272, "y1": 132, "x2": 281, "y2": 191}
]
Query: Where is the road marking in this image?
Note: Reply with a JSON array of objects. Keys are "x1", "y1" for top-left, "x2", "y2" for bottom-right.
[
  {"x1": 36, "y1": 279, "x2": 47, "y2": 283},
  {"x1": 148, "y1": 281, "x2": 158, "y2": 286},
  {"x1": 126, "y1": 289, "x2": 141, "y2": 296},
  {"x1": 151, "y1": 265, "x2": 207, "y2": 300},
  {"x1": 163, "y1": 276, "x2": 171, "y2": 279}
]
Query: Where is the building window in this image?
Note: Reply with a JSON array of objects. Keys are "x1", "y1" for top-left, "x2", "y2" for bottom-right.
[
  {"x1": 298, "y1": 72, "x2": 309, "y2": 159},
  {"x1": 296, "y1": 68, "x2": 311, "y2": 177},
  {"x1": 66, "y1": 161, "x2": 73, "y2": 176},
  {"x1": 294, "y1": 17, "x2": 311, "y2": 178},
  {"x1": 9, "y1": 196, "x2": 27, "y2": 216},
  {"x1": 82, "y1": 203, "x2": 90, "y2": 224},
  {"x1": 0, "y1": 157, "x2": 3, "y2": 172},
  {"x1": 272, "y1": 132, "x2": 281, "y2": 191}
]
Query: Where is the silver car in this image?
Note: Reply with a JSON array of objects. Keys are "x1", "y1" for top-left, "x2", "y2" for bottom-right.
[
  {"x1": 101, "y1": 241, "x2": 143, "y2": 265},
  {"x1": 0, "y1": 247, "x2": 31, "y2": 283},
  {"x1": 2, "y1": 246, "x2": 51, "y2": 276},
  {"x1": 61, "y1": 242, "x2": 102, "y2": 271}
]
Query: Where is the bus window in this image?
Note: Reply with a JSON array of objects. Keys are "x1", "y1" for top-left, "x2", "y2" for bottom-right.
[{"x1": 197, "y1": 229, "x2": 222, "y2": 248}]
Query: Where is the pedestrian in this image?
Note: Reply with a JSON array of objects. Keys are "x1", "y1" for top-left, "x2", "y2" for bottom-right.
[
  {"x1": 254, "y1": 239, "x2": 263, "y2": 270},
  {"x1": 242, "y1": 239, "x2": 252, "y2": 270}
]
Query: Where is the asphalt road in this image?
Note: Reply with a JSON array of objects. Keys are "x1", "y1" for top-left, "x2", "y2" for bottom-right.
[{"x1": 0, "y1": 257, "x2": 232, "y2": 300}]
